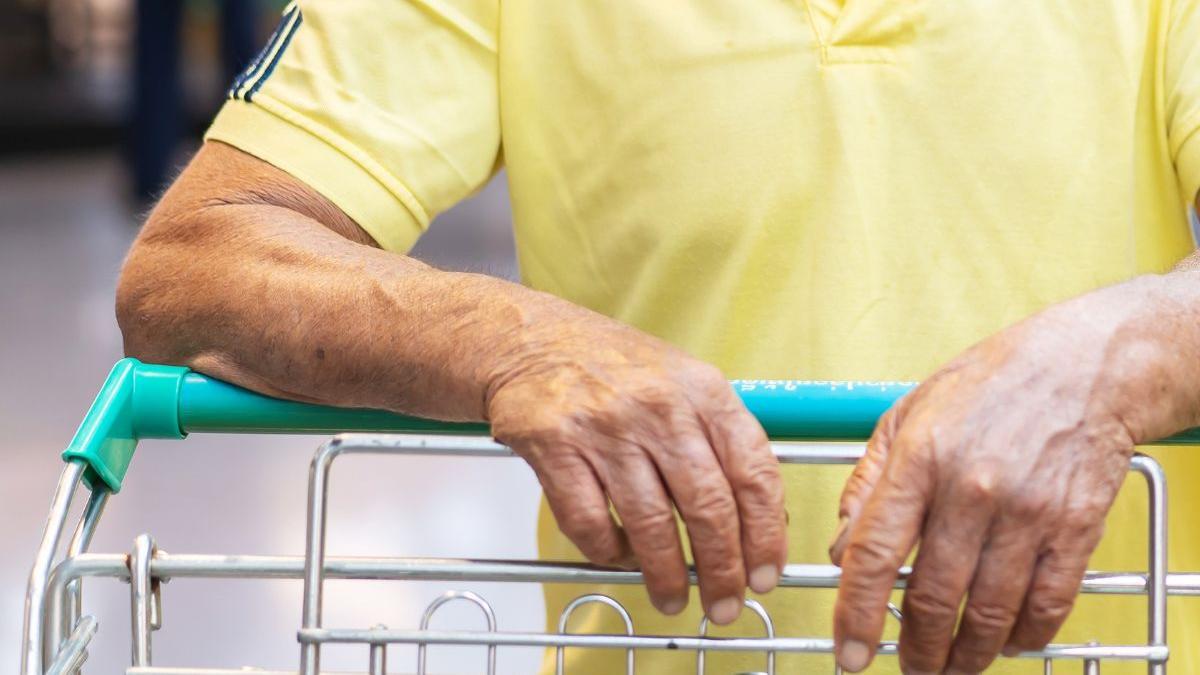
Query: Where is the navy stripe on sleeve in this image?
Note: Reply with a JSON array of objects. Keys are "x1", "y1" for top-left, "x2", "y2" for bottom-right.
[
  {"x1": 227, "y1": 4, "x2": 301, "y2": 101},
  {"x1": 245, "y1": 8, "x2": 304, "y2": 103}
]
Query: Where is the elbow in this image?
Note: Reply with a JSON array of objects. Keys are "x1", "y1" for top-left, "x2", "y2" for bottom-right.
[
  {"x1": 115, "y1": 209, "x2": 201, "y2": 366},
  {"x1": 115, "y1": 238, "x2": 172, "y2": 364}
]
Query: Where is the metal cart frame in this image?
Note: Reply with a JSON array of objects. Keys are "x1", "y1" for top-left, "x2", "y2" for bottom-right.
[{"x1": 21, "y1": 359, "x2": 1200, "y2": 673}]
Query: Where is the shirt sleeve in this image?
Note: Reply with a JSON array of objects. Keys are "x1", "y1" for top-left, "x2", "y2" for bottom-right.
[
  {"x1": 1168, "y1": 0, "x2": 1200, "y2": 209},
  {"x1": 204, "y1": 0, "x2": 500, "y2": 252}
]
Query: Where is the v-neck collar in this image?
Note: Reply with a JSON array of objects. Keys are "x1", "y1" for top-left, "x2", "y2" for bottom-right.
[{"x1": 802, "y1": 0, "x2": 923, "y2": 64}]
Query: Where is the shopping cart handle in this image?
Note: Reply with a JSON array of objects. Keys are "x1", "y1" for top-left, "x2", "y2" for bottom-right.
[{"x1": 58, "y1": 358, "x2": 1200, "y2": 493}]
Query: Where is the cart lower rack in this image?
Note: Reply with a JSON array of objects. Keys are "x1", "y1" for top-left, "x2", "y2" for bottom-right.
[{"x1": 22, "y1": 359, "x2": 1200, "y2": 673}]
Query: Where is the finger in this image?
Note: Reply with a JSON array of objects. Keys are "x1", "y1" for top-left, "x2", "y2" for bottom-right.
[
  {"x1": 834, "y1": 438, "x2": 934, "y2": 673},
  {"x1": 702, "y1": 396, "x2": 787, "y2": 595},
  {"x1": 653, "y1": 413, "x2": 748, "y2": 624},
  {"x1": 944, "y1": 526, "x2": 1039, "y2": 674},
  {"x1": 597, "y1": 443, "x2": 692, "y2": 616},
  {"x1": 532, "y1": 449, "x2": 635, "y2": 569},
  {"x1": 897, "y1": 494, "x2": 990, "y2": 674},
  {"x1": 831, "y1": 407, "x2": 900, "y2": 565},
  {"x1": 1003, "y1": 535, "x2": 1095, "y2": 655}
]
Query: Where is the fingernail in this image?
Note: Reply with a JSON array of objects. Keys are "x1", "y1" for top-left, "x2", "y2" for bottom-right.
[
  {"x1": 749, "y1": 564, "x2": 780, "y2": 593},
  {"x1": 659, "y1": 597, "x2": 686, "y2": 616},
  {"x1": 1002, "y1": 644, "x2": 1021, "y2": 657},
  {"x1": 708, "y1": 596, "x2": 743, "y2": 625},
  {"x1": 828, "y1": 515, "x2": 850, "y2": 562},
  {"x1": 837, "y1": 639, "x2": 871, "y2": 672}
]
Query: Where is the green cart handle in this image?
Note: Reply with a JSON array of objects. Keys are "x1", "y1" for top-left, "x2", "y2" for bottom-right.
[{"x1": 60, "y1": 358, "x2": 1200, "y2": 493}]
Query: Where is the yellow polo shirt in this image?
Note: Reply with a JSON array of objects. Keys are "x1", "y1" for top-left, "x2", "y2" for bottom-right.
[{"x1": 206, "y1": 1, "x2": 1200, "y2": 672}]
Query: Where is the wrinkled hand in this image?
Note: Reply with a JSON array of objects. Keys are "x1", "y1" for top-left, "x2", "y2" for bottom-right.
[
  {"x1": 829, "y1": 308, "x2": 1142, "y2": 674},
  {"x1": 487, "y1": 312, "x2": 787, "y2": 625}
]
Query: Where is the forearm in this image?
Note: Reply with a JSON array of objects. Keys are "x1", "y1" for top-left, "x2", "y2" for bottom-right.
[{"x1": 118, "y1": 152, "x2": 576, "y2": 421}]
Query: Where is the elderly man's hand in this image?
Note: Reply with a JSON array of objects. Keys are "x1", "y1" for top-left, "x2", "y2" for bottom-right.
[
  {"x1": 486, "y1": 311, "x2": 787, "y2": 625},
  {"x1": 826, "y1": 283, "x2": 1178, "y2": 673}
]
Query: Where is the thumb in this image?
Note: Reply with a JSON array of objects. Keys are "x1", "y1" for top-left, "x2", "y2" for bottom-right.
[{"x1": 829, "y1": 406, "x2": 900, "y2": 565}]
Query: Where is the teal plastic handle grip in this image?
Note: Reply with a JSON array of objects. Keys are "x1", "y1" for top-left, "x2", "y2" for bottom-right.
[
  {"x1": 176, "y1": 373, "x2": 912, "y2": 439},
  {"x1": 60, "y1": 358, "x2": 1200, "y2": 493}
]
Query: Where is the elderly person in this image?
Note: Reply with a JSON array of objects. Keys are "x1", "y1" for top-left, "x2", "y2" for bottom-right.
[{"x1": 117, "y1": 1, "x2": 1200, "y2": 672}]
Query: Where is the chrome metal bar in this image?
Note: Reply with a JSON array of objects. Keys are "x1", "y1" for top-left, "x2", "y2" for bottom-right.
[
  {"x1": 309, "y1": 434, "x2": 866, "y2": 463},
  {"x1": 125, "y1": 662, "x2": 369, "y2": 667},
  {"x1": 1132, "y1": 455, "x2": 1168, "y2": 675},
  {"x1": 556, "y1": 594, "x2": 634, "y2": 675},
  {"x1": 300, "y1": 439, "x2": 342, "y2": 675},
  {"x1": 45, "y1": 615, "x2": 96, "y2": 675},
  {"x1": 23, "y1": 460, "x2": 86, "y2": 675},
  {"x1": 44, "y1": 553, "x2": 1200, "y2": 598},
  {"x1": 417, "y1": 591, "x2": 497, "y2": 675},
  {"x1": 698, "y1": 598, "x2": 775, "y2": 674},
  {"x1": 60, "y1": 489, "x2": 107, "y2": 674},
  {"x1": 367, "y1": 627, "x2": 385, "y2": 675},
  {"x1": 130, "y1": 535, "x2": 156, "y2": 667},
  {"x1": 299, "y1": 628, "x2": 1169, "y2": 662}
]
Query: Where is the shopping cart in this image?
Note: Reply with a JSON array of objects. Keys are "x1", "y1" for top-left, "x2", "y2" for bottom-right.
[{"x1": 21, "y1": 358, "x2": 1200, "y2": 674}]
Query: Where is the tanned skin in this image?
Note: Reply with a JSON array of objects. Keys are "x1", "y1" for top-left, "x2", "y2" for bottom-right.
[
  {"x1": 120, "y1": 140, "x2": 1200, "y2": 673},
  {"x1": 118, "y1": 141, "x2": 788, "y2": 628}
]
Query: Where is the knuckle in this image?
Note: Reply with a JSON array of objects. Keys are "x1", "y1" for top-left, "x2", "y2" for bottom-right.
[
  {"x1": 696, "y1": 553, "x2": 744, "y2": 583},
  {"x1": 1057, "y1": 507, "x2": 1105, "y2": 539},
  {"x1": 1034, "y1": 553, "x2": 1088, "y2": 592},
  {"x1": 959, "y1": 468, "x2": 1001, "y2": 505},
  {"x1": 604, "y1": 442, "x2": 650, "y2": 471},
  {"x1": 647, "y1": 573, "x2": 690, "y2": 601},
  {"x1": 731, "y1": 454, "x2": 782, "y2": 494},
  {"x1": 622, "y1": 507, "x2": 678, "y2": 543},
  {"x1": 629, "y1": 379, "x2": 682, "y2": 418},
  {"x1": 722, "y1": 412, "x2": 769, "y2": 446},
  {"x1": 1005, "y1": 492, "x2": 1052, "y2": 522},
  {"x1": 685, "y1": 361, "x2": 727, "y2": 389},
  {"x1": 586, "y1": 541, "x2": 627, "y2": 567},
  {"x1": 558, "y1": 504, "x2": 610, "y2": 539},
  {"x1": 843, "y1": 532, "x2": 903, "y2": 578},
  {"x1": 835, "y1": 600, "x2": 884, "y2": 646},
  {"x1": 899, "y1": 628, "x2": 949, "y2": 672},
  {"x1": 535, "y1": 447, "x2": 587, "y2": 476},
  {"x1": 686, "y1": 482, "x2": 739, "y2": 522},
  {"x1": 962, "y1": 599, "x2": 1017, "y2": 635},
  {"x1": 904, "y1": 585, "x2": 961, "y2": 624},
  {"x1": 1025, "y1": 592, "x2": 1075, "y2": 628},
  {"x1": 742, "y1": 523, "x2": 786, "y2": 558},
  {"x1": 516, "y1": 413, "x2": 579, "y2": 448}
]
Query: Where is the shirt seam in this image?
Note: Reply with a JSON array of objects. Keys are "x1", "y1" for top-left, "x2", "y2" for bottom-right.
[
  {"x1": 409, "y1": 0, "x2": 497, "y2": 53},
  {"x1": 800, "y1": 0, "x2": 830, "y2": 64}
]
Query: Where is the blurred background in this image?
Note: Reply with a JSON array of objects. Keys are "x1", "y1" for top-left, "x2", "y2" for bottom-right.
[{"x1": 0, "y1": 1, "x2": 542, "y2": 672}]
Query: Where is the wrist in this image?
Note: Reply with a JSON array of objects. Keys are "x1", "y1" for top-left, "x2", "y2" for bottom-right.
[
  {"x1": 439, "y1": 273, "x2": 589, "y2": 419},
  {"x1": 1069, "y1": 273, "x2": 1200, "y2": 443}
]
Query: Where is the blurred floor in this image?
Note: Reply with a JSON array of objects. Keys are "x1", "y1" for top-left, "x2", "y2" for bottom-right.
[{"x1": 0, "y1": 150, "x2": 546, "y2": 673}]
